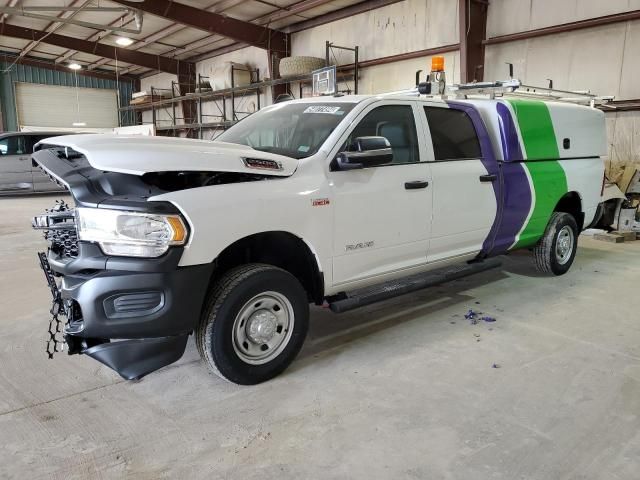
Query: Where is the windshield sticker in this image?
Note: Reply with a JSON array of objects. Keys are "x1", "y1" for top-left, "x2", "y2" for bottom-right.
[
  {"x1": 304, "y1": 106, "x2": 343, "y2": 115},
  {"x1": 298, "y1": 145, "x2": 310, "y2": 153}
]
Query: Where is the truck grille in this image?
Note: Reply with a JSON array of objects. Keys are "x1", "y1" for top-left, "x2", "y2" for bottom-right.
[
  {"x1": 33, "y1": 200, "x2": 79, "y2": 258},
  {"x1": 46, "y1": 227, "x2": 79, "y2": 258}
]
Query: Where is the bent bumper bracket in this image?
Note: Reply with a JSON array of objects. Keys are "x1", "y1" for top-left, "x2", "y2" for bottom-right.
[{"x1": 84, "y1": 335, "x2": 189, "y2": 380}]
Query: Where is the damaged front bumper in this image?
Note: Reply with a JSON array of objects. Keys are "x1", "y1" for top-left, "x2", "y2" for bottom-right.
[{"x1": 35, "y1": 209, "x2": 213, "y2": 380}]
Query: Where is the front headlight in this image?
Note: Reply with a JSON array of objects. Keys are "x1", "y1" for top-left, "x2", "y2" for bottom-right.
[{"x1": 76, "y1": 207, "x2": 187, "y2": 258}]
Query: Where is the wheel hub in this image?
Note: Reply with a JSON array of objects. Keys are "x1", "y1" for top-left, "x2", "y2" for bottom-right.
[
  {"x1": 555, "y1": 225, "x2": 574, "y2": 265},
  {"x1": 558, "y1": 236, "x2": 570, "y2": 252},
  {"x1": 232, "y1": 291, "x2": 295, "y2": 365},
  {"x1": 246, "y1": 309, "x2": 277, "y2": 343}
]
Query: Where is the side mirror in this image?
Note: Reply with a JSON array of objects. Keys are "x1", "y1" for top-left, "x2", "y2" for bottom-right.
[{"x1": 334, "y1": 136, "x2": 393, "y2": 171}]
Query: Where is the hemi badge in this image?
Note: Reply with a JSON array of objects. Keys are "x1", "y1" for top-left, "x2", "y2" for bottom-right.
[{"x1": 312, "y1": 198, "x2": 330, "y2": 207}]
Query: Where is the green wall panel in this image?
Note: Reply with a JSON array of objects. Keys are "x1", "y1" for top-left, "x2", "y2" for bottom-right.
[{"x1": 0, "y1": 58, "x2": 135, "y2": 131}]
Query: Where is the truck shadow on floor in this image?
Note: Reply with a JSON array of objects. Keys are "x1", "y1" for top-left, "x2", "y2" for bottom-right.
[
  {"x1": 499, "y1": 244, "x2": 622, "y2": 278},
  {"x1": 497, "y1": 250, "x2": 548, "y2": 278},
  {"x1": 176, "y1": 247, "x2": 611, "y2": 381},
  {"x1": 292, "y1": 246, "x2": 608, "y2": 372},
  {"x1": 294, "y1": 265, "x2": 512, "y2": 369}
]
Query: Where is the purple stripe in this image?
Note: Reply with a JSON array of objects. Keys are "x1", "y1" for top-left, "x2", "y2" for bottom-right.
[
  {"x1": 446, "y1": 101, "x2": 501, "y2": 255},
  {"x1": 491, "y1": 162, "x2": 532, "y2": 254},
  {"x1": 496, "y1": 102, "x2": 523, "y2": 161},
  {"x1": 445, "y1": 101, "x2": 532, "y2": 256},
  {"x1": 491, "y1": 103, "x2": 532, "y2": 254}
]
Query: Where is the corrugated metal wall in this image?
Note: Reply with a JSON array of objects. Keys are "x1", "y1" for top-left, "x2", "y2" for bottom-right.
[
  {"x1": 0, "y1": 61, "x2": 135, "y2": 131},
  {"x1": 484, "y1": 0, "x2": 640, "y2": 173}
]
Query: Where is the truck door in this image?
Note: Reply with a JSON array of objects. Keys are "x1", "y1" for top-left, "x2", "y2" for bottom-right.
[
  {"x1": 329, "y1": 102, "x2": 433, "y2": 287},
  {"x1": 0, "y1": 135, "x2": 33, "y2": 193},
  {"x1": 421, "y1": 104, "x2": 499, "y2": 262}
]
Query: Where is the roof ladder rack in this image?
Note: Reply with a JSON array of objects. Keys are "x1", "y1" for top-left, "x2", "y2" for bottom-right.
[{"x1": 386, "y1": 78, "x2": 614, "y2": 107}]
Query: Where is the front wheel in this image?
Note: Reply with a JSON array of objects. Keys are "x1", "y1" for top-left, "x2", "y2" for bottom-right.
[
  {"x1": 196, "y1": 264, "x2": 309, "y2": 385},
  {"x1": 533, "y1": 212, "x2": 579, "y2": 275}
]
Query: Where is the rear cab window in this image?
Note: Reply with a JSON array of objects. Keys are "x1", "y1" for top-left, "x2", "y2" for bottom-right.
[{"x1": 424, "y1": 107, "x2": 481, "y2": 161}]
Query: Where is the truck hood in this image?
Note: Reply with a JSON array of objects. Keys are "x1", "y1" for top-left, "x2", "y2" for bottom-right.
[{"x1": 37, "y1": 134, "x2": 298, "y2": 177}]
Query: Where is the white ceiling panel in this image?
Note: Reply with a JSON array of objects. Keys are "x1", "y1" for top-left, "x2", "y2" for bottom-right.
[
  {"x1": 0, "y1": 36, "x2": 32, "y2": 50},
  {"x1": 157, "y1": 28, "x2": 208, "y2": 47},
  {"x1": 224, "y1": 3, "x2": 277, "y2": 21}
]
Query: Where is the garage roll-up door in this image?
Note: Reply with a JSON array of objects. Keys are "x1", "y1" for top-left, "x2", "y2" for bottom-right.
[{"x1": 15, "y1": 82, "x2": 118, "y2": 129}]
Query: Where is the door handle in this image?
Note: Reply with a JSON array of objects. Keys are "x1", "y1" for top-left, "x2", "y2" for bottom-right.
[
  {"x1": 404, "y1": 180, "x2": 429, "y2": 190},
  {"x1": 479, "y1": 174, "x2": 497, "y2": 183},
  {"x1": 19, "y1": 156, "x2": 30, "y2": 161}
]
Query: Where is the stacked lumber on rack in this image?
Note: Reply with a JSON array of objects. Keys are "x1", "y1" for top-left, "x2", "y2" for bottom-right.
[
  {"x1": 186, "y1": 82, "x2": 212, "y2": 96},
  {"x1": 129, "y1": 90, "x2": 173, "y2": 106}
]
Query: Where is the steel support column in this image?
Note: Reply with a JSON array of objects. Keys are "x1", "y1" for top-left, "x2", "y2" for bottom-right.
[
  {"x1": 459, "y1": 0, "x2": 488, "y2": 83},
  {"x1": 177, "y1": 63, "x2": 197, "y2": 137},
  {"x1": 269, "y1": 32, "x2": 290, "y2": 100}
]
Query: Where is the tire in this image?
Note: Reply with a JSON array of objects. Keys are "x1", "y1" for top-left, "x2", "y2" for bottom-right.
[
  {"x1": 279, "y1": 56, "x2": 326, "y2": 78},
  {"x1": 533, "y1": 212, "x2": 579, "y2": 275},
  {"x1": 196, "y1": 264, "x2": 309, "y2": 385}
]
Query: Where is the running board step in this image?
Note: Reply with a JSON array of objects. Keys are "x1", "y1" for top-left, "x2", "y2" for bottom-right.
[{"x1": 328, "y1": 258, "x2": 502, "y2": 313}]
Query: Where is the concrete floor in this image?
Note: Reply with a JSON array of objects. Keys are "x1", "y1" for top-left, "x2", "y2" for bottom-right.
[{"x1": 1, "y1": 194, "x2": 639, "y2": 480}]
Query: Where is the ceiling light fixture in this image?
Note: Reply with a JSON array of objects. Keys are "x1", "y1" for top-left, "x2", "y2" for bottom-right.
[
  {"x1": 116, "y1": 37, "x2": 134, "y2": 47},
  {"x1": 68, "y1": 62, "x2": 82, "y2": 70}
]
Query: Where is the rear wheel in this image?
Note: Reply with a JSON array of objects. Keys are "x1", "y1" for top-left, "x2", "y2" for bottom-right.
[
  {"x1": 196, "y1": 264, "x2": 309, "y2": 385},
  {"x1": 533, "y1": 212, "x2": 579, "y2": 275}
]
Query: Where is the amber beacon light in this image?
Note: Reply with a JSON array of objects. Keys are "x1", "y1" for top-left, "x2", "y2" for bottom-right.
[{"x1": 431, "y1": 56, "x2": 445, "y2": 72}]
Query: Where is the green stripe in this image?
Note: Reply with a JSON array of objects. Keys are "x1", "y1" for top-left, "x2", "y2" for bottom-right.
[{"x1": 508, "y1": 100, "x2": 568, "y2": 248}]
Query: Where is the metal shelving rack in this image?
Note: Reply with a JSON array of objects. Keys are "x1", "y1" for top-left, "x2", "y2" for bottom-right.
[
  {"x1": 326, "y1": 41, "x2": 359, "y2": 94},
  {"x1": 121, "y1": 65, "x2": 261, "y2": 138},
  {"x1": 119, "y1": 47, "x2": 359, "y2": 139}
]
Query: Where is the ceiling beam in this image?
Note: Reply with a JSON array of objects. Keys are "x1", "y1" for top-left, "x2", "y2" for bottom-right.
[
  {"x1": 84, "y1": 0, "x2": 234, "y2": 71},
  {"x1": 55, "y1": 11, "x2": 135, "y2": 64},
  {"x1": 85, "y1": 19, "x2": 185, "y2": 71},
  {"x1": 161, "y1": 0, "x2": 335, "y2": 61},
  {"x1": 19, "y1": 0, "x2": 87, "y2": 58},
  {"x1": 110, "y1": 0, "x2": 288, "y2": 53},
  {"x1": 0, "y1": 23, "x2": 193, "y2": 75},
  {"x1": 0, "y1": 51, "x2": 138, "y2": 83},
  {"x1": 105, "y1": 0, "x2": 297, "y2": 74}
]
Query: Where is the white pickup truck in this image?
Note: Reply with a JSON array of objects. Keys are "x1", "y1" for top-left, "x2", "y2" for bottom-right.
[{"x1": 32, "y1": 93, "x2": 606, "y2": 384}]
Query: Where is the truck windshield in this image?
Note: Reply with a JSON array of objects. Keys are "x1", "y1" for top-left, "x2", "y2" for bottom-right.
[{"x1": 216, "y1": 102, "x2": 356, "y2": 159}]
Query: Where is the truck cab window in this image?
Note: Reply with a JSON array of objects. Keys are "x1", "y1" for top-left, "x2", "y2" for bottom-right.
[
  {"x1": 424, "y1": 107, "x2": 481, "y2": 160},
  {"x1": 346, "y1": 105, "x2": 419, "y2": 164}
]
